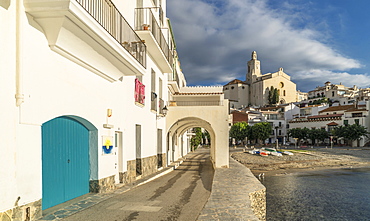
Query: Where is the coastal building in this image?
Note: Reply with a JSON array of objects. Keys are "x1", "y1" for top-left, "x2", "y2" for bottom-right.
[
  {"x1": 307, "y1": 81, "x2": 359, "y2": 105},
  {"x1": 223, "y1": 51, "x2": 298, "y2": 108},
  {"x1": 288, "y1": 103, "x2": 370, "y2": 146},
  {"x1": 1, "y1": 0, "x2": 229, "y2": 220}
]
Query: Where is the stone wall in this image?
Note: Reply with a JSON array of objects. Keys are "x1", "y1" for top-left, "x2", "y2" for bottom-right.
[
  {"x1": 119, "y1": 154, "x2": 167, "y2": 185},
  {"x1": 0, "y1": 199, "x2": 41, "y2": 221},
  {"x1": 250, "y1": 188, "x2": 266, "y2": 220},
  {"x1": 198, "y1": 157, "x2": 266, "y2": 220},
  {"x1": 141, "y1": 155, "x2": 157, "y2": 176},
  {"x1": 89, "y1": 175, "x2": 115, "y2": 193}
]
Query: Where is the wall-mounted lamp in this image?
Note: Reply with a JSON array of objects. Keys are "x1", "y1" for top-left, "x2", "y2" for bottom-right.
[
  {"x1": 162, "y1": 106, "x2": 168, "y2": 116},
  {"x1": 157, "y1": 106, "x2": 168, "y2": 119}
]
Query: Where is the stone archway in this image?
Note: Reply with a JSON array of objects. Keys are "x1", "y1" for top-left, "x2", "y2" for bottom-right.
[{"x1": 166, "y1": 104, "x2": 229, "y2": 168}]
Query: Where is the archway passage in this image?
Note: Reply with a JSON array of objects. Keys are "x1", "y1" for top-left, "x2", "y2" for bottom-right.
[
  {"x1": 42, "y1": 116, "x2": 94, "y2": 209},
  {"x1": 167, "y1": 117, "x2": 228, "y2": 168}
]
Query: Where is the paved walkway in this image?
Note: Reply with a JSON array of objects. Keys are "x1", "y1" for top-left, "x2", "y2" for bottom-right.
[
  {"x1": 39, "y1": 165, "x2": 178, "y2": 220},
  {"x1": 38, "y1": 147, "x2": 265, "y2": 220}
]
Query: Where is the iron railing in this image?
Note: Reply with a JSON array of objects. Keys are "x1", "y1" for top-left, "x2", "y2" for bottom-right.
[
  {"x1": 76, "y1": 0, "x2": 146, "y2": 67},
  {"x1": 151, "y1": 92, "x2": 158, "y2": 111},
  {"x1": 168, "y1": 71, "x2": 180, "y2": 87},
  {"x1": 168, "y1": 101, "x2": 223, "y2": 106},
  {"x1": 135, "y1": 7, "x2": 173, "y2": 67},
  {"x1": 158, "y1": 98, "x2": 165, "y2": 114}
]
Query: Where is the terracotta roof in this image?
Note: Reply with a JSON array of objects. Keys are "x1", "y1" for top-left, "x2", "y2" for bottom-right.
[
  {"x1": 174, "y1": 92, "x2": 223, "y2": 95},
  {"x1": 224, "y1": 79, "x2": 246, "y2": 86},
  {"x1": 345, "y1": 108, "x2": 367, "y2": 112},
  {"x1": 319, "y1": 105, "x2": 356, "y2": 113},
  {"x1": 307, "y1": 114, "x2": 343, "y2": 119},
  {"x1": 258, "y1": 106, "x2": 284, "y2": 111},
  {"x1": 327, "y1": 122, "x2": 339, "y2": 126}
]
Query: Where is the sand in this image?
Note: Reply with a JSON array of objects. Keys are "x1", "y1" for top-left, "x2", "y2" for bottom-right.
[{"x1": 231, "y1": 147, "x2": 370, "y2": 175}]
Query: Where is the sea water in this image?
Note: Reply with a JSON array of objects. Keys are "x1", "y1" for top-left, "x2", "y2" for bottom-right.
[{"x1": 261, "y1": 167, "x2": 370, "y2": 221}]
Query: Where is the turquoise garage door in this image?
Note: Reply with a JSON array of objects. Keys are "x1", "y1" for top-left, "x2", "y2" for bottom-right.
[{"x1": 42, "y1": 116, "x2": 90, "y2": 210}]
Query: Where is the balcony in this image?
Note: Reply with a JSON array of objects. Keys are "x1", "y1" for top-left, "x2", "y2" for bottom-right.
[
  {"x1": 25, "y1": 0, "x2": 146, "y2": 82},
  {"x1": 168, "y1": 71, "x2": 181, "y2": 92},
  {"x1": 135, "y1": 7, "x2": 173, "y2": 73},
  {"x1": 158, "y1": 98, "x2": 165, "y2": 115},
  {"x1": 151, "y1": 92, "x2": 158, "y2": 111},
  {"x1": 135, "y1": 78, "x2": 145, "y2": 105}
]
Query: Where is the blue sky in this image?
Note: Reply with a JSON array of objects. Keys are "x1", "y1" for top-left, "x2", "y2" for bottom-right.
[{"x1": 167, "y1": 0, "x2": 370, "y2": 92}]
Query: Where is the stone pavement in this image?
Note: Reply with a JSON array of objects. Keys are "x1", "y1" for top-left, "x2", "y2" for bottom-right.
[
  {"x1": 198, "y1": 154, "x2": 266, "y2": 221},
  {"x1": 38, "y1": 148, "x2": 265, "y2": 220},
  {"x1": 38, "y1": 162, "x2": 180, "y2": 220}
]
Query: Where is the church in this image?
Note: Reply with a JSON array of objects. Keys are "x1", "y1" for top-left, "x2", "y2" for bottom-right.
[{"x1": 223, "y1": 51, "x2": 297, "y2": 108}]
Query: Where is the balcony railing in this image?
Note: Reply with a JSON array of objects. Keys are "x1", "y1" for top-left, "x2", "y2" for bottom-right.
[
  {"x1": 159, "y1": 98, "x2": 165, "y2": 114},
  {"x1": 168, "y1": 101, "x2": 223, "y2": 106},
  {"x1": 168, "y1": 71, "x2": 180, "y2": 86},
  {"x1": 76, "y1": 0, "x2": 146, "y2": 67},
  {"x1": 151, "y1": 92, "x2": 158, "y2": 111},
  {"x1": 135, "y1": 78, "x2": 145, "y2": 105},
  {"x1": 135, "y1": 7, "x2": 173, "y2": 67}
]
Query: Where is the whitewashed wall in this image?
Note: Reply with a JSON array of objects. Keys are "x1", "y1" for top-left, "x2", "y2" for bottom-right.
[{"x1": 0, "y1": 0, "x2": 168, "y2": 212}]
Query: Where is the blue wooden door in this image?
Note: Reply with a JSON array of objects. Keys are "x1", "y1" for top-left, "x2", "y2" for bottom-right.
[{"x1": 42, "y1": 117, "x2": 89, "y2": 210}]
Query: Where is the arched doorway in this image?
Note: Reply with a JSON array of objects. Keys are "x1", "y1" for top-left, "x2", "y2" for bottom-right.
[
  {"x1": 167, "y1": 117, "x2": 227, "y2": 168},
  {"x1": 42, "y1": 116, "x2": 97, "y2": 209}
]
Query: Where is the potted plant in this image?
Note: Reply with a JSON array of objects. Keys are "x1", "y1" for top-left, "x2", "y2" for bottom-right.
[{"x1": 142, "y1": 24, "x2": 150, "y2": 30}]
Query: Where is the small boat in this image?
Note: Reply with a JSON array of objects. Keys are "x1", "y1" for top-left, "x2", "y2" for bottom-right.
[
  {"x1": 271, "y1": 151, "x2": 283, "y2": 156},
  {"x1": 263, "y1": 148, "x2": 282, "y2": 156},
  {"x1": 248, "y1": 149, "x2": 258, "y2": 155},
  {"x1": 283, "y1": 151, "x2": 294, "y2": 156},
  {"x1": 260, "y1": 152, "x2": 268, "y2": 156}
]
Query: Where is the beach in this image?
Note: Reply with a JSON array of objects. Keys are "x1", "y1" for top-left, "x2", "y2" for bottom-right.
[{"x1": 231, "y1": 147, "x2": 370, "y2": 175}]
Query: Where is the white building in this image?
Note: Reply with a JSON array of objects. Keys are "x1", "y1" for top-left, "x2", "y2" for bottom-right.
[
  {"x1": 0, "y1": 0, "x2": 230, "y2": 220},
  {"x1": 288, "y1": 103, "x2": 370, "y2": 146},
  {"x1": 307, "y1": 81, "x2": 359, "y2": 105},
  {"x1": 223, "y1": 51, "x2": 298, "y2": 108}
]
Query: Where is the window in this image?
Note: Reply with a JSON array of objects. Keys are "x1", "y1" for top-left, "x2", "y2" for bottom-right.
[
  {"x1": 151, "y1": 70, "x2": 157, "y2": 111},
  {"x1": 279, "y1": 122, "x2": 282, "y2": 127},
  {"x1": 344, "y1": 120, "x2": 348, "y2": 125},
  {"x1": 231, "y1": 86, "x2": 234, "y2": 90},
  {"x1": 355, "y1": 119, "x2": 360, "y2": 125},
  {"x1": 136, "y1": 124, "x2": 142, "y2": 176},
  {"x1": 332, "y1": 91, "x2": 335, "y2": 97},
  {"x1": 279, "y1": 130, "x2": 281, "y2": 135},
  {"x1": 352, "y1": 113, "x2": 363, "y2": 118}
]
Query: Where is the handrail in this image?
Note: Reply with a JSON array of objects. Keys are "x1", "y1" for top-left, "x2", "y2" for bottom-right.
[{"x1": 76, "y1": 0, "x2": 146, "y2": 67}]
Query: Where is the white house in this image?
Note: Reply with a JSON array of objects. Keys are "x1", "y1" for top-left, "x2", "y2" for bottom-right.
[{"x1": 1, "y1": 1, "x2": 231, "y2": 219}]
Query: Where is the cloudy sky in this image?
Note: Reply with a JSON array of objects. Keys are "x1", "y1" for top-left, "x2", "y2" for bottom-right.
[{"x1": 167, "y1": 0, "x2": 370, "y2": 92}]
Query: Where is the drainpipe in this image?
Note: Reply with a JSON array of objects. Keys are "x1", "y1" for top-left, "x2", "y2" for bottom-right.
[{"x1": 15, "y1": 0, "x2": 24, "y2": 107}]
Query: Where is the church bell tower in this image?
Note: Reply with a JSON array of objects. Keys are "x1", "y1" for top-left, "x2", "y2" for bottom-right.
[{"x1": 246, "y1": 51, "x2": 261, "y2": 84}]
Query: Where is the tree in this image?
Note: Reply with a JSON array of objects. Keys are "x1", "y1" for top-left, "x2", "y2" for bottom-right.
[
  {"x1": 250, "y1": 122, "x2": 272, "y2": 144},
  {"x1": 273, "y1": 88, "x2": 279, "y2": 105},
  {"x1": 191, "y1": 127, "x2": 203, "y2": 150},
  {"x1": 333, "y1": 124, "x2": 369, "y2": 147},
  {"x1": 229, "y1": 122, "x2": 250, "y2": 144},
  {"x1": 288, "y1": 127, "x2": 309, "y2": 145},
  {"x1": 268, "y1": 86, "x2": 274, "y2": 105},
  {"x1": 268, "y1": 86, "x2": 280, "y2": 105},
  {"x1": 307, "y1": 128, "x2": 328, "y2": 146}
]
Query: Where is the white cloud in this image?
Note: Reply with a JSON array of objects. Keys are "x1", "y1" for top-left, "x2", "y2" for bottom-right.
[{"x1": 167, "y1": 0, "x2": 366, "y2": 90}]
